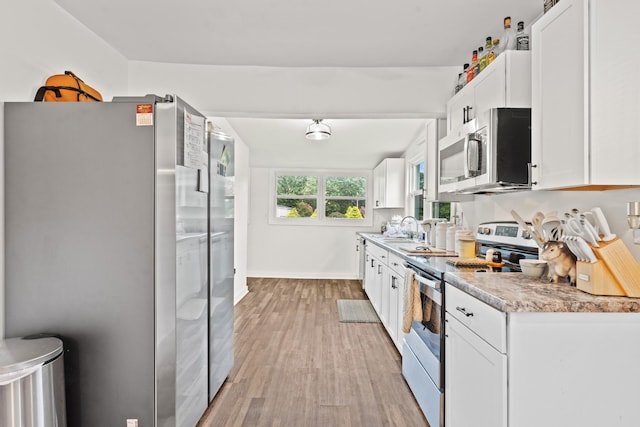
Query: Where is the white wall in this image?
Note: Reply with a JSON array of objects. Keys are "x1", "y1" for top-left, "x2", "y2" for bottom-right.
[
  {"x1": 0, "y1": 1, "x2": 129, "y2": 102},
  {"x1": 128, "y1": 61, "x2": 457, "y2": 117},
  {"x1": 0, "y1": 0, "x2": 129, "y2": 338}
]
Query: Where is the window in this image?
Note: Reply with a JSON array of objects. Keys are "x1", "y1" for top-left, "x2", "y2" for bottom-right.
[
  {"x1": 410, "y1": 161, "x2": 425, "y2": 220},
  {"x1": 271, "y1": 170, "x2": 372, "y2": 226},
  {"x1": 432, "y1": 202, "x2": 451, "y2": 220}
]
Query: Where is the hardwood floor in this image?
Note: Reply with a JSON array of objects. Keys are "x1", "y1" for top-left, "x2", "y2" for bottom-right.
[{"x1": 198, "y1": 278, "x2": 428, "y2": 427}]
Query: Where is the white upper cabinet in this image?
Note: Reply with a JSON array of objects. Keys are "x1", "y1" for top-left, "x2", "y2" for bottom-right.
[
  {"x1": 446, "y1": 50, "x2": 532, "y2": 135},
  {"x1": 531, "y1": 0, "x2": 640, "y2": 190},
  {"x1": 373, "y1": 158, "x2": 405, "y2": 209}
]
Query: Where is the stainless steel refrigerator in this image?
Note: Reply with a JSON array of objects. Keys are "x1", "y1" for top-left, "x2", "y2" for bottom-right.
[{"x1": 3, "y1": 95, "x2": 235, "y2": 427}]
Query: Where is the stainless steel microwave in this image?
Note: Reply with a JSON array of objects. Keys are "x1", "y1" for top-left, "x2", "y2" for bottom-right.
[{"x1": 438, "y1": 108, "x2": 532, "y2": 194}]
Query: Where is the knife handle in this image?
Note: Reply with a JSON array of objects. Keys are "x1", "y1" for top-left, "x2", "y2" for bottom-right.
[{"x1": 591, "y1": 207, "x2": 616, "y2": 241}]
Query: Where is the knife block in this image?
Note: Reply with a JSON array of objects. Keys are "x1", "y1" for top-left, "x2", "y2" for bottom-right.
[{"x1": 576, "y1": 238, "x2": 640, "y2": 297}]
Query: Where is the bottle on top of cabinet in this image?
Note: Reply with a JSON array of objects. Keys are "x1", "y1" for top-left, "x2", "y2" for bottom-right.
[
  {"x1": 483, "y1": 37, "x2": 494, "y2": 68},
  {"x1": 516, "y1": 21, "x2": 529, "y2": 50},
  {"x1": 499, "y1": 16, "x2": 517, "y2": 53},
  {"x1": 479, "y1": 41, "x2": 489, "y2": 72},
  {"x1": 473, "y1": 47, "x2": 483, "y2": 78},
  {"x1": 455, "y1": 64, "x2": 469, "y2": 94},
  {"x1": 489, "y1": 39, "x2": 500, "y2": 63},
  {"x1": 467, "y1": 50, "x2": 478, "y2": 83}
]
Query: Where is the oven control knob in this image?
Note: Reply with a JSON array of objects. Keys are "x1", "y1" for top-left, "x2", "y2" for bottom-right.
[
  {"x1": 477, "y1": 227, "x2": 492, "y2": 235},
  {"x1": 522, "y1": 230, "x2": 533, "y2": 239}
]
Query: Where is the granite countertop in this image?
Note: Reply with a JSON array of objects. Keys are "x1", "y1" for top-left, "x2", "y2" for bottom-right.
[
  {"x1": 358, "y1": 232, "x2": 640, "y2": 314},
  {"x1": 445, "y1": 271, "x2": 640, "y2": 313}
]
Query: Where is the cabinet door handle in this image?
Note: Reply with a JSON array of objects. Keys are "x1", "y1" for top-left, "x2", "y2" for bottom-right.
[
  {"x1": 527, "y1": 163, "x2": 538, "y2": 186},
  {"x1": 377, "y1": 264, "x2": 382, "y2": 274},
  {"x1": 371, "y1": 259, "x2": 375, "y2": 268},
  {"x1": 463, "y1": 105, "x2": 473, "y2": 123},
  {"x1": 456, "y1": 306, "x2": 474, "y2": 317},
  {"x1": 391, "y1": 276, "x2": 397, "y2": 289},
  {"x1": 392, "y1": 262, "x2": 399, "y2": 267},
  {"x1": 356, "y1": 245, "x2": 359, "y2": 252}
]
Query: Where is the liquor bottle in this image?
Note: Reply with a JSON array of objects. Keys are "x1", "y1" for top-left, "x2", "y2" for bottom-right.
[
  {"x1": 480, "y1": 37, "x2": 492, "y2": 70},
  {"x1": 516, "y1": 21, "x2": 530, "y2": 50},
  {"x1": 487, "y1": 38, "x2": 498, "y2": 65},
  {"x1": 467, "y1": 50, "x2": 477, "y2": 83},
  {"x1": 474, "y1": 47, "x2": 483, "y2": 78},
  {"x1": 499, "y1": 16, "x2": 516, "y2": 53},
  {"x1": 491, "y1": 39, "x2": 501, "y2": 62},
  {"x1": 455, "y1": 63, "x2": 469, "y2": 93}
]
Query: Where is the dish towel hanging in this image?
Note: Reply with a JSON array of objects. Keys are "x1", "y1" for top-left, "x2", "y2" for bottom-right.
[{"x1": 402, "y1": 268, "x2": 423, "y2": 333}]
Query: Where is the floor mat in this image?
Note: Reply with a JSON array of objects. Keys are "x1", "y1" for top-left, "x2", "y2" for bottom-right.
[{"x1": 336, "y1": 299, "x2": 381, "y2": 323}]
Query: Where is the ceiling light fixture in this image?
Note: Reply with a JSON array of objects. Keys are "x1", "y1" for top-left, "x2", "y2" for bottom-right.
[{"x1": 305, "y1": 119, "x2": 331, "y2": 141}]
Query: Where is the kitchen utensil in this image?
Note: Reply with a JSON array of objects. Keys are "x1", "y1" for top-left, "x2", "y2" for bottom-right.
[
  {"x1": 574, "y1": 236, "x2": 597, "y2": 263},
  {"x1": 562, "y1": 236, "x2": 582, "y2": 261},
  {"x1": 566, "y1": 217, "x2": 599, "y2": 247},
  {"x1": 511, "y1": 209, "x2": 532, "y2": 232},
  {"x1": 582, "y1": 211, "x2": 597, "y2": 230},
  {"x1": 580, "y1": 218, "x2": 600, "y2": 243},
  {"x1": 511, "y1": 209, "x2": 545, "y2": 246},
  {"x1": 532, "y1": 211, "x2": 546, "y2": 242},
  {"x1": 541, "y1": 216, "x2": 563, "y2": 241},
  {"x1": 591, "y1": 207, "x2": 616, "y2": 241}
]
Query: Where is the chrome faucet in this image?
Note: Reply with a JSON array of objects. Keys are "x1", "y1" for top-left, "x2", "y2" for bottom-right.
[{"x1": 400, "y1": 216, "x2": 421, "y2": 240}]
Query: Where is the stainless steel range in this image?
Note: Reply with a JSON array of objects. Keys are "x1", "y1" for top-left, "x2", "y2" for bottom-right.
[{"x1": 401, "y1": 221, "x2": 539, "y2": 427}]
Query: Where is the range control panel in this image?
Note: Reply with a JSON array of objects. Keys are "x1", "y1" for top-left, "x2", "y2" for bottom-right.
[{"x1": 475, "y1": 221, "x2": 539, "y2": 249}]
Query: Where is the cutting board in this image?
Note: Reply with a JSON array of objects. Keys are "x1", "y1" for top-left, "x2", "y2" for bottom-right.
[{"x1": 399, "y1": 246, "x2": 452, "y2": 256}]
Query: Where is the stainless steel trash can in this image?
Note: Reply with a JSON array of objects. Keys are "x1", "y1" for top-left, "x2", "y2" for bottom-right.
[{"x1": 0, "y1": 336, "x2": 66, "y2": 427}]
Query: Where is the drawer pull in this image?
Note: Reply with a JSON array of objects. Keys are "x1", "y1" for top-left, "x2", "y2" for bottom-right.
[{"x1": 456, "y1": 306, "x2": 474, "y2": 317}]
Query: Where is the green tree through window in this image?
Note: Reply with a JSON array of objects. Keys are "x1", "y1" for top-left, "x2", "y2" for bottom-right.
[{"x1": 275, "y1": 173, "x2": 367, "y2": 221}]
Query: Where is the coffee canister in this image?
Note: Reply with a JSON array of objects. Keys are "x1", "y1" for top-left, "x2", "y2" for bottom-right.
[{"x1": 455, "y1": 229, "x2": 476, "y2": 259}]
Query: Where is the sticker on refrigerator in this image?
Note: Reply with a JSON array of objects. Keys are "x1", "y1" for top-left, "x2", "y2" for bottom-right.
[
  {"x1": 184, "y1": 111, "x2": 205, "y2": 169},
  {"x1": 136, "y1": 104, "x2": 153, "y2": 126}
]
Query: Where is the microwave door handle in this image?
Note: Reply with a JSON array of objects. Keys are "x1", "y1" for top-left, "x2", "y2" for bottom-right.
[
  {"x1": 463, "y1": 135, "x2": 470, "y2": 178},
  {"x1": 467, "y1": 137, "x2": 480, "y2": 175}
]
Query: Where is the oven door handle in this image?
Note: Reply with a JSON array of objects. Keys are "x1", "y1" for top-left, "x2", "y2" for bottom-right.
[{"x1": 412, "y1": 272, "x2": 441, "y2": 291}]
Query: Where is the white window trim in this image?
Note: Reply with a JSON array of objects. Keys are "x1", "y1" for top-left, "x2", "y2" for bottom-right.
[
  {"x1": 405, "y1": 141, "x2": 426, "y2": 221},
  {"x1": 269, "y1": 168, "x2": 373, "y2": 227}
]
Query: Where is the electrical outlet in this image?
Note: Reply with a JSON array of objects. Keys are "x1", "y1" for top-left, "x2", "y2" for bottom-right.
[{"x1": 126, "y1": 419, "x2": 138, "y2": 427}]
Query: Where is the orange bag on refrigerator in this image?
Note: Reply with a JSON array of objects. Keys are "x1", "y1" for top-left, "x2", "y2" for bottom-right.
[{"x1": 34, "y1": 71, "x2": 103, "y2": 102}]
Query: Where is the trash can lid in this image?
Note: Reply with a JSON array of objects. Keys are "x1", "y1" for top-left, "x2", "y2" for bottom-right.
[{"x1": 0, "y1": 337, "x2": 64, "y2": 374}]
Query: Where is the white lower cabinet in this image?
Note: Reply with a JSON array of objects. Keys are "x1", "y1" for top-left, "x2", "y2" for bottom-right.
[
  {"x1": 445, "y1": 284, "x2": 507, "y2": 427},
  {"x1": 445, "y1": 283, "x2": 640, "y2": 427},
  {"x1": 362, "y1": 240, "x2": 406, "y2": 353},
  {"x1": 445, "y1": 314, "x2": 507, "y2": 427}
]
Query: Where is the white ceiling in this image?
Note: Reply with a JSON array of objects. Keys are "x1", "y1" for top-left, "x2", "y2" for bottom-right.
[
  {"x1": 53, "y1": 0, "x2": 542, "y2": 168},
  {"x1": 223, "y1": 117, "x2": 429, "y2": 169},
  {"x1": 54, "y1": 0, "x2": 541, "y2": 68}
]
